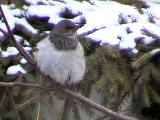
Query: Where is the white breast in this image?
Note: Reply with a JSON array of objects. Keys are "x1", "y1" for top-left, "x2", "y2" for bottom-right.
[{"x1": 34, "y1": 37, "x2": 86, "y2": 86}]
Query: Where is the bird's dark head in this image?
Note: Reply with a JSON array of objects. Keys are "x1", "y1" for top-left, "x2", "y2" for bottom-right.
[
  {"x1": 51, "y1": 20, "x2": 79, "y2": 36},
  {"x1": 49, "y1": 20, "x2": 79, "y2": 50}
]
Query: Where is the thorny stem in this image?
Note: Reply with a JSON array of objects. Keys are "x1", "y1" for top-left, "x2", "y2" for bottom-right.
[{"x1": 0, "y1": 5, "x2": 137, "y2": 120}]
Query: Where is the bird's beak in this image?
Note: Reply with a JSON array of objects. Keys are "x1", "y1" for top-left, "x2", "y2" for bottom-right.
[{"x1": 72, "y1": 25, "x2": 80, "y2": 30}]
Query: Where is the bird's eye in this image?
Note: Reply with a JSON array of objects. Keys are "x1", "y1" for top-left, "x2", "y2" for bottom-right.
[{"x1": 65, "y1": 26, "x2": 69, "y2": 29}]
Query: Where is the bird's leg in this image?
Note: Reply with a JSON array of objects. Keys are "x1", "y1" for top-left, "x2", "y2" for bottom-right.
[
  {"x1": 46, "y1": 75, "x2": 64, "y2": 89},
  {"x1": 65, "y1": 77, "x2": 76, "y2": 91},
  {"x1": 67, "y1": 84, "x2": 76, "y2": 92}
]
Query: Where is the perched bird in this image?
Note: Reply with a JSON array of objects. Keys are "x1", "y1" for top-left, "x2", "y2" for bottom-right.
[{"x1": 34, "y1": 20, "x2": 86, "y2": 86}]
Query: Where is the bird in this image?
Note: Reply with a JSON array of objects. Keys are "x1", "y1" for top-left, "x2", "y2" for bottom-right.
[{"x1": 34, "y1": 20, "x2": 86, "y2": 87}]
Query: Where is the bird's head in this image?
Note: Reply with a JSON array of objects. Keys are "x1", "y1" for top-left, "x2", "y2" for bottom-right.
[{"x1": 51, "y1": 20, "x2": 79, "y2": 36}]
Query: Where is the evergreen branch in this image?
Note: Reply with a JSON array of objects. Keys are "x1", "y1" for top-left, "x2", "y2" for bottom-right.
[
  {"x1": 147, "y1": 84, "x2": 160, "y2": 104},
  {"x1": 107, "y1": 46, "x2": 117, "y2": 58},
  {"x1": 118, "y1": 13, "x2": 128, "y2": 24},
  {"x1": 37, "y1": 102, "x2": 41, "y2": 120},
  {"x1": 79, "y1": 27, "x2": 105, "y2": 36},
  {"x1": 150, "y1": 48, "x2": 160, "y2": 56},
  {"x1": 95, "y1": 75, "x2": 108, "y2": 91},
  {"x1": 77, "y1": 100, "x2": 95, "y2": 118},
  {"x1": 0, "y1": 87, "x2": 8, "y2": 110},
  {"x1": 86, "y1": 56, "x2": 102, "y2": 73},
  {"x1": 8, "y1": 91, "x2": 20, "y2": 120},
  {"x1": 146, "y1": 82, "x2": 160, "y2": 104},
  {"x1": 0, "y1": 78, "x2": 138, "y2": 120},
  {"x1": 0, "y1": 6, "x2": 138, "y2": 120},
  {"x1": 24, "y1": 88, "x2": 36, "y2": 98},
  {"x1": 71, "y1": 99, "x2": 81, "y2": 120},
  {"x1": 61, "y1": 99, "x2": 70, "y2": 120},
  {"x1": 18, "y1": 95, "x2": 39, "y2": 110},
  {"x1": 13, "y1": 74, "x2": 23, "y2": 96},
  {"x1": 115, "y1": 73, "x2": 140, "y2": 113},
  {"x1": 86, "y1": 47, "x2": 103, "y2": 73},
  {"x1": 142, "y1": 83, "x2": 151, "y2": 107},
  {"x1": 0, "y1": 6, "x2": 58, "y2": 87},
  {"x1": 149, "y1": 66, "x2": 160, "y2": 80},
  {"x1": 115, "y1": 89, "x2": 123, "y2": 112},
  {"x1": 132, "y1": 52, "x2": 151, "y2": 69},
  {"x1": 140, "y1": 65, "x2": 150, "y2": 82},
  {"x1": 102, "y1": 54, "x2": 114, "y2": 87},
  {"x1": 147, "y1": 13, "x2": 155, "y2": 23},
  {"x1": 141, "y1": 28, "x2": 160, "y2": 39},
  {"x1": 132, "y1": 48, "x2": 160, "y2": 69},
  {"x1": 40, "y1": 96, "x2": 58, "y2": 119},
  {"x1": 118, "y1": 57, "x2": 130, "y2": 90},
  {"x1": 0, "y1": 18, "x2": 34, "y2": 65},
  {"x1": 64, "y1": 89, "x2": 137, "y2": 120}
]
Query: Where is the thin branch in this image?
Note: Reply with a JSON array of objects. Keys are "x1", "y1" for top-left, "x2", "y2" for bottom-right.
[
  {"x1": 40, "y1": 96, "x2": 58, "y2": 119},
  {"x1": 0, "y1": 5, "x2": 137, "y2": 120},
  {"x1": 141, "y1": 28, "x2": 160, "y2": 39},
  {"x1": 8, "y1": 91, "x2": 20, "y2": 120},
  {"x1": 37, "y1": 102, "x2": 41, "y2": 120},
  {"x1": 0, "y1": 28, "x2": 8, "y2": 36},
  {"x1": 0, "y1": 6, "x2": 58, "y2": 87},
  {"x1": 0, "y1": 81, "x2": 137, "y2": 120},
  {"x1": 0, "y1": 81, "x2": 54, "y2": 91},
  {"x1": 64, "y1": 89, "x2": 137, "y2": 120},
  {"x1": 0, "y1": 87, "x2": 8, "y2": 110}
]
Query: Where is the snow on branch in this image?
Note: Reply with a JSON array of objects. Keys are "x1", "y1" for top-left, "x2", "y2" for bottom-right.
[{"x1": 0, "y1": 5, "x2": 137, "y2": 120}]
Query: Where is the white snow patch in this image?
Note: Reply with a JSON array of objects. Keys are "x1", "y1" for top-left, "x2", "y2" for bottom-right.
[
  {"x1": 20, "y1": 58, "x2": 28, "y2": 65},
  {"x1": 1, "y1": 46, "x2": 32, "y2": 58},
  {"x1": 88, "y1": 22, "x2": 160, "y2": 51},
  {"x1": 24, "y1": 40, "x2": 30, "y2": 46},
  {"x1": 0, "y1": 5, "x2": 37, "y2": 37},
  {"x1": 23, "y1": 47, "x2": 32, "y2": 52},
  {"x1": 14, "y1": 35, "x2": 23, "y2": 43},
  {"x1": 150, "y1": 48, "x2": 160, "y2": 55},
  {"x1": 15, "y1": 18, "x2": 38, "y2": 34},
  {"x1": 0, "y1": 0, "x2": 159, "y2": 55},
  {"x1": 25, "y1": 5, "x2": 63, "y2": 24},
  {"x1": 2, "y1": 47, "x2": 19, "y2": 58},
  {"x1": 132, "y1": 48, "x2": 138, "y2": 54},
  {"x1": 6, "y1": 64, "x2": 27, "y2": 75},
  {"x1": 143, "y1": 2, "x2": 160, "y2": 19},
  {"x1": 1, "y1": 5, "x2": 22, "y2": 30}
]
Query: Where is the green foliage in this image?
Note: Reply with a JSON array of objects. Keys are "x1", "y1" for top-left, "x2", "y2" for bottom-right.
[
  {"x1": 0, "y1": 1, "x2": 160, "y2": 120},
  {"x1": 1, "y1": 28, "x2": 160, "y2": 120},
  {"x1": 85, "y1": 45, "x2": 132, "y2": 96}
]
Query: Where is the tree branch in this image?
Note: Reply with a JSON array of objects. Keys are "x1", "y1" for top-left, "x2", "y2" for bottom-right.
[
  {"x1": 0, "y1": 81, "x2": 54, "y2": 91},
  {"x1": 0, "y1": 81, "x2": 137, "y2": 120},
  {"x1": 0, "y1": 5, "x2": 137, "y2": 120}
]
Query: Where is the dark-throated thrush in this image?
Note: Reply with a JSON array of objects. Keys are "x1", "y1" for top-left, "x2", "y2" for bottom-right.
[{"x1": 35, "y1": 20, "x2": 86, "y2": 86}]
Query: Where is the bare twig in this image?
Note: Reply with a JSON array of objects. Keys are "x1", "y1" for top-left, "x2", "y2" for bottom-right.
[
  {"x1": 8, "y1": 91, "x2": 20, "y2": 120},
  {"x1": 0, "y1": 87, "x2": 8, "y2": 110},
  {"x1": 0, "y1": 81, "x2": 54, "y2": 91},
  {"x1": 0, "y1": 5, "x2": 137, "y2": 120},
  {"x1": 141, "y1": 28, "x2": 160, "y2": 39}
]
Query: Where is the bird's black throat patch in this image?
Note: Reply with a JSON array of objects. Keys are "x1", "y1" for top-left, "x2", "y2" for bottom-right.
[{"x1": 49, "y1": 34, "x2": 78, "y2": 51}]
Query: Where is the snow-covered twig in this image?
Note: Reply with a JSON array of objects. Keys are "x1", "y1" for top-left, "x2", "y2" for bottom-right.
[
  {"x1": 0, "y1": 5, "x2": 137, "y2": 120},
  {"x1": 141, "y1": 28, "x2": 160, "y2": 39}
]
